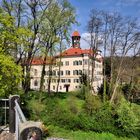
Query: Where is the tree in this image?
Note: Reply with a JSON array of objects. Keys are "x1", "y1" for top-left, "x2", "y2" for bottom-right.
[
  {"x1": 87, "y1": 9, "x2": 103, "y2": 94},
  {"x1": 87, "y1": 9, "x2": 140, "y2": 103},
  {"x1": 0, "y1": 51, "x2": 22, "y2": 97},
  {"x1": 38, "y1": 0, "x2": 76, "y2": 93},
  {"x1": 110, "y1": 17, "x2": 140, "y2": 103}
]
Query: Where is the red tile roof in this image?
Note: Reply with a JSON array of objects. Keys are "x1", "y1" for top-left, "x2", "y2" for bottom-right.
[
  {"x1": 72, "y1": 31, "x2": 80, "y2": 37},
  {"x1": 31, "y1": 57, "x2": 56, "y2": 65},
  {"x1": 58, "y1": 47, "x2": 94, "y2": 57},
  {"x1": 30, "y1": 48, "x2": 102, "y2": 65},
  {"x1": 31, "y1": 58, "x2": 44, "y2": 65}
]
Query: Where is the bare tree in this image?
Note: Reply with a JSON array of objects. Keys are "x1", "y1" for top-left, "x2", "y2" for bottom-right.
[
  {"x1": 87, "y1": 9, "x2": 103, "y2": 94},
  {"x1": 110, "y1": 18, "x2": 140, "y2": 103}
]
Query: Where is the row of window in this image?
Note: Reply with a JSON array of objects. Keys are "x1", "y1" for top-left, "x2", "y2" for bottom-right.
[
  {"x1": 33, "y1": 76, "x2": 102, "y2": 87},
  {"x1": 45, "y1": 70, "x2": 83, "y2": 76},
  {"x1": 33, "y1": 69, "x2": 102, "y2": 77},
  {"x1": 32, "y1": 61, "x2": 102, "y2": 76},
  {"x1": 52, "y1": 85, "x2": 81, "y2": 90},
  {"x1": 48, "y1": 79, "x2": 79, "y2": 83},
  {"x1": 33, "y1": 78, "x2": 81, "y2": 86},
  {"x1": 57, "y1": 59, "x2": 89, "y2": 66}
]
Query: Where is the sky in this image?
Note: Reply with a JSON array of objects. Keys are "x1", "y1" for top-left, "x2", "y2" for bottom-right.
[
  {"x1": 69, "y1": 0, "x2": 140, "y2": 48},
  {"x1": 69, "y1": 0, "x2": 140, "y2": 33}
]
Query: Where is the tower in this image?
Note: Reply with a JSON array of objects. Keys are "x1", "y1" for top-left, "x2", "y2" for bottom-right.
[{"x1": 72, "y1": 31, "x2": 81, "y2": 48}]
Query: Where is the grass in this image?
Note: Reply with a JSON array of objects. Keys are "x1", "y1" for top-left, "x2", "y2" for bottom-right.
[
  {"x1": 23, "y1": 91, "x2": 139, "y2": 140},
  {"x1": 46, "y1": 125, "x2": 138, "y2": 140}
]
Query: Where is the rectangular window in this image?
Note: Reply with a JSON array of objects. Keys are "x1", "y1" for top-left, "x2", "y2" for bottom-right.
[
  {"x1": 68, "y1": 79, "x2": 71, "y2": 83},
  {"x1": 73, "y1": 70, "x2": 78, "y2": 75},
  {"x1": 65, "y1": 61, "x2": 69, "y2": 66},
  {"x1": 74, "y1": 79, "x2": 79, "y2": 83},
  {"x1": 53, "y1": 86, "x2": 55, "y2": 90},
  {"x1": 61, "y1": 79, "x2": 65, "y2": 83},
  {"x1": 52, "y1": 79, "x2": 56, "y2": 83},
  {"x1": 79, "y1": 61, "x2": 82, "y2": 65},
  {"x1": 57, "y1": 71, "x2": 63, "y2": 76},
  {"x1": 66, "y1": 70, "x2": 70, "y2": 75},
  {"x1": 61, "y1": 71, "x2": 63, "y2": 75}
]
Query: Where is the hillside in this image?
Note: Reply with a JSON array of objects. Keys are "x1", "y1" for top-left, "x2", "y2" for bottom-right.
[{"x1": 21, "y1": 91, "x2": 140, "y2": 140}]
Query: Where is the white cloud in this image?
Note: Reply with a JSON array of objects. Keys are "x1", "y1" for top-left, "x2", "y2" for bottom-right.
[
  {"x1": 80, "y1": 32, "x2": 103, "y2": 49},
  {"x1": 80, "y1": 33, "x2": 91, "y2": 49}
]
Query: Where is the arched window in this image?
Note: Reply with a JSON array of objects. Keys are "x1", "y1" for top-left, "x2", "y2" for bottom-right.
[{"x1": 34, "y1": 80, "x2": 38, "y2": 86}]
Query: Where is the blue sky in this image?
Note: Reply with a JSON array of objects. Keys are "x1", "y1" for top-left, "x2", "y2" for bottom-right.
[{"x1": 69, "y1": 0, "x2": 140, "y2": 34}]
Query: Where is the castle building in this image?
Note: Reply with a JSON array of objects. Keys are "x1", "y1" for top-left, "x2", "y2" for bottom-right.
[{"x1": 30, "y1": 31, "x2": 103, "y2": 92}]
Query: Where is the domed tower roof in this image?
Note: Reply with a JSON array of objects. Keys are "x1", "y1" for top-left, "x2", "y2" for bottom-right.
[{"x1": 72, "y1": 31, "x2": 80, "y2": 37}]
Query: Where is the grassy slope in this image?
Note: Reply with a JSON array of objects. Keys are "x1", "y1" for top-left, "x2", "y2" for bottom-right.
[
  {"x1": 47, "y1": 125, "x2": 138, "y2": 140},
  {"x1": 25, "y1": 91, "x2": 139, "y2": 140}
]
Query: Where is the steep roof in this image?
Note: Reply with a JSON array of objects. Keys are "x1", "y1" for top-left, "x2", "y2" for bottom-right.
[
  {"x1": 30, "y1": 48, "x2": 103, "y2": 65},
  {"x1": 72, "y1": 31, "x2": 80, "y2": 37}
]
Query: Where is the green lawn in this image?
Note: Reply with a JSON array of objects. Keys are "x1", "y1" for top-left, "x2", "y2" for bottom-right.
[{"x1": 46, "y1": 125, "x2": 138, "y2": 140}]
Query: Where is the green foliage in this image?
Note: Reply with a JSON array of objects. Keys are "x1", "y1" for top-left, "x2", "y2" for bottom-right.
[
  {"x1": 0, "y1": 52, "x2": 22, "y2": 97},
  {"x1": 47, "y1": 125, "x2": 138, "y2": 140},
  {"x1": 76, "y1": 84, "x2": 90, "y2": 100},
  {"x1": 122, "y1": 84, "x2": 140, "y2": 103},
  {"x1": 116, "y1": 98, "x2": 139, "y2": 136},
  {"x1": 0, "y1": 9, "x2": 32, "y2": 55},
  {"x1": 84, "y1": 94, "x2": 101, "y2": 115},
  {"x1": 98, "y1": 82, "x2": 110, "y2": 101},
  {"x1": 22, "y1": 91, "x2": 140, "y2": 139}
]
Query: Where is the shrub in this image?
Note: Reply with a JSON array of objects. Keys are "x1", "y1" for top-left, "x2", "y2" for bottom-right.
[
  {"x1": 84, "y1": 94, "x2": 102, "y2": 116},
  {"x1": 116, "y1": 97, "x2": 139, "y2": 136},
  {"x1": 76, "y1": 85, "x2": 90, "y2": 100}
]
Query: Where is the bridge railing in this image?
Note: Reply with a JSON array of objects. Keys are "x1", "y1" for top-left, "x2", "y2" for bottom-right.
[
  {"x1": 0, "y1": 99, "x2": 9, "y2": 131},
  {"x1": 9, "y1": 95, "x2": 42, "y2": 140}
]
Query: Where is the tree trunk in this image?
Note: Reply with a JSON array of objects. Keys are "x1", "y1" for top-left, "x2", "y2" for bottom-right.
[{"x1": 39, "y1": 56, "x2": 47, "y2": 92}]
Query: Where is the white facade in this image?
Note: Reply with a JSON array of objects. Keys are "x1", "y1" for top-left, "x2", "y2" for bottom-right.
[
  {"x1": 30, "y1": 31, "x2": 103, "y2": 93},
  {"x1": 30, "y1": 53, "x2": 103, "y2": 92}
]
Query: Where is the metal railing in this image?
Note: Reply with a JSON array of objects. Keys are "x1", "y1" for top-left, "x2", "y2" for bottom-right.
[
  {"x1": 14, "y1": 99, "x2": 27, "y2": 140},
  {"x1": 8, "y1": 95, "x2": 42, "y2": 140},
  {"x1": 0, "y1": 95, "x2": 42, "y2": 140},
  {"x1": 0, "y1": 99, "x2": 9, "y2": 127}
]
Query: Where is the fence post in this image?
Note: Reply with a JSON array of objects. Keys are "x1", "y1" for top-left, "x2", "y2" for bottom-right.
[{"x1": 9, "y1": 95, "x2": 20, "y2": 133}]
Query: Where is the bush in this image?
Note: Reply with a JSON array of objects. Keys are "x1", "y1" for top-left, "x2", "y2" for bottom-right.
[
  {"x1": 116, "y1": 97, "x2": 139, "y2": 136},
  {"x1": 84, "y1": 94, "x2": 102, "y2": 116},
  {"x1": 0, "y1": 52, "x2": 22, "y2": 97},
  {"x1": 76, "y1": 85, "x2": 90, "y2": 100}
]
